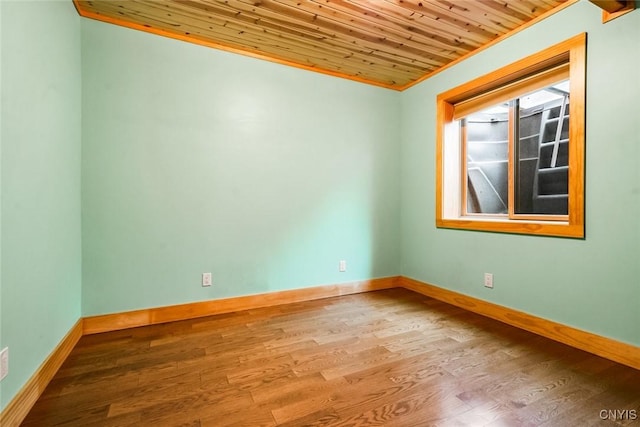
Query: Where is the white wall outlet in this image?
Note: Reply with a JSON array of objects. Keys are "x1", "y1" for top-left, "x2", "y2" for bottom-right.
[
  {"x1": 0, "y1": 347, "x2": 8, "y2": 382},
  {"x1": 339, "y1": 260, "x2": 347, "y2": 272},
  {"x1": 202, "y1": 272, "x2": 212, "y2": 287},
  {"x1": 484, "y1": 273, "x2": 494, "y2": 288}
]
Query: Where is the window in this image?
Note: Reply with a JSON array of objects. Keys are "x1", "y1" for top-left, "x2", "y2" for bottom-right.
[{"x1": 436, "y1": 34, "x2": 586, "y2": 238}]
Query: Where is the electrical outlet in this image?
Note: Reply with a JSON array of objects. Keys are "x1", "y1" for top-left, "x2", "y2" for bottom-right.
[
  {"x1": 484, "y1": 273, "x2": 494, "y2": 289},
  {"x1": 339, "y1": 260, "x2": 347, "y2": 272},
  {"x1": 202, "y1": 272, "x2": 212, "y2": 287},
  {"x1": 0, "y1": 347, "x2": 8, "y2": 382}
]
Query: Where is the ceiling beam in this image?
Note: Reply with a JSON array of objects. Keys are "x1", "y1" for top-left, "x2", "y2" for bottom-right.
[
  {"x1": 588, "y1": 0, "x2": 629, "y2": 13},
  {"x1": 589, "y1": 0, "x2": 636, "y2": 22}
]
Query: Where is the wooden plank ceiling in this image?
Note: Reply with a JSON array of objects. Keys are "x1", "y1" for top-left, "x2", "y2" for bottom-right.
[{"x1": 74, "y1": 0, "x2": 571, "y2": 90}]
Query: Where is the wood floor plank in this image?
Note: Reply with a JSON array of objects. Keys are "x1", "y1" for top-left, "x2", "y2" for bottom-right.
[
  {"x1": 249, "y1": 373, "x2": 348, "y2": 406},
  {"x1": 106, "y1": 371, "x2": 202, "y2": 417},
  {"x1": 200, "y1": 407, "x2": 276, "y2": 427},
  {"x1": 21, "y1": 288, "x2": 640, "y2": 426}
]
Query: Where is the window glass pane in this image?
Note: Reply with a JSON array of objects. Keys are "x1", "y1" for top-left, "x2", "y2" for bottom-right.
[
  {"x1": 515, "y1": 80, "x2": 569, "y2": 215},
  {"x1": 465, "y1": 105, "x2": 509, "y2": 214}
]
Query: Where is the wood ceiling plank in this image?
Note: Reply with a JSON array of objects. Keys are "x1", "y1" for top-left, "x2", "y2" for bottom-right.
[
  {"x1": 382, "y1": 0, "x2": 499, "y2": 44},
  {"x1": 170, "y1": 0, "x2": 442, "y2": 73},
  {"x1": 471, "y1": 0, "x2": 542, "y2": 25},
  {"x1": 205, "y1": 0, "x2": 448, "y2": 67},
  {"x1": 344, "y1": 0, "x2": 482, "y2": 53},
  {"x1": 250, "y1": 0, "x2": 456, "y2": 65},
  {"x1": 376, "y1": 1, "x2": 489, "y2": 49},
  {"x1": 185, "y1": 1, "x2": 443, "y2": 77},
  {"x1": 531, "y1": 0, "x2": 568, "y2": 8},
  {"x1": 166, "y1": 0, "x2": 445, "y2": 71},
  {"x1": 502, "y1": 0, "x2": 558, "y2": 15},
  {"x1": 303, "y1": 0, "x2": 466, "y2": 60},
  {"x1": 85, "y1": 0, "x2": 424, "y2": 85},
  {"x1": 75, "y1": 0, "x2": 569, "y2": 89},
  {"x1": 334, "y1": 1, "x2": 477, "y2": 62},
  {"x1": 430, "y1": 0, "x2": 522, "y2": 33}
]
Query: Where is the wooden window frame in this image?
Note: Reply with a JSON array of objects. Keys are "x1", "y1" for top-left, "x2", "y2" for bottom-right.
[{"x1": 436, "y1": 34, "x2": 586, "y2": 238}]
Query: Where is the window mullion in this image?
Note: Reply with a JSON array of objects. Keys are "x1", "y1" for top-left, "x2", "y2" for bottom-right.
[
  {"x1": 508, "y1": 100, "x2": 517, "y2": 219},
  {"x1": 461, "y1": 119, "x2": 469, "y2": 216}
]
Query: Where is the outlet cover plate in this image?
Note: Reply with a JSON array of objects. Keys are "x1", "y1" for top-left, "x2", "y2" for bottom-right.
[
  {"x1": 484, "y1": 273, "x2": 494, "y2": 288},
  {"x1": 202, "y1": 272, "x2": 212, "y2": 287},
  {"x1": 0, "y1": 347, "x2": 8, "y2": 381}
]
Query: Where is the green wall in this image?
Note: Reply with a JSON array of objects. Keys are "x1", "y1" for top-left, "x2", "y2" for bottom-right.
[
  {"x1": 0, "y1": 0, "x2": 3, "y2": 411},
  {"x1": 0, "y1": 0, "x2": 82, "y2": 411},
  {"x1": 400, "y1": 1, "x2": 640, "y2": 346},
  {"x1": 81, "y1": 19, "x2": 401, "y2": 315}
]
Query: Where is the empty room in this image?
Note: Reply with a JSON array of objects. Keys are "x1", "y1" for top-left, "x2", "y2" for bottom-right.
[{"x1": 1, "y1": 0, "x2": 639, "y2": 425}]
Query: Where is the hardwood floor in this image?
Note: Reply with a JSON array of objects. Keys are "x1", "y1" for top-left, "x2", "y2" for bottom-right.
[{"x1": 22, "y1": 289, "x2": 640, "y2": 426}]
